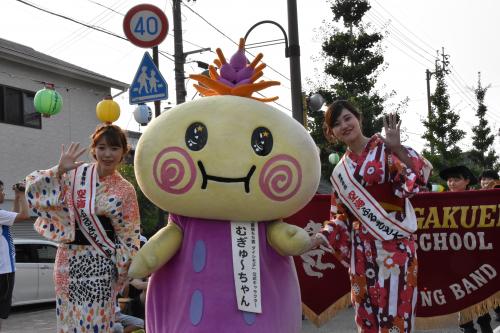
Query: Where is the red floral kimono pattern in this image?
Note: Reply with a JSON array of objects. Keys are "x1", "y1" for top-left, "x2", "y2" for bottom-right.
[{"x1": 324, "y1": 135, "x2": 431, "y2": 333}]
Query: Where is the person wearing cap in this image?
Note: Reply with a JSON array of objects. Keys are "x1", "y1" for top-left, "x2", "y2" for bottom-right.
[
  {"x1": 479, "y1": 169, "x2": 500, "y2": 189},
  {"x1": 439, "y1": 165, "x2": 478, "y2": 192},
  {"x1": 439, "y1": 165, "x2": 493, "y2": 333}
]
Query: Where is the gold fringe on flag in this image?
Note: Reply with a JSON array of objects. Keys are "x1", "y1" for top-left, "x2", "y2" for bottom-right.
[
  {"x1": 302, "y1": 292, "x2": 351, "y2": 327},
  {"x1": 458, "y1": 290, "x2": 500, "y2": 324},
  {"x1": 415, "y1": 291, "x2": 500, "y2": 329}
]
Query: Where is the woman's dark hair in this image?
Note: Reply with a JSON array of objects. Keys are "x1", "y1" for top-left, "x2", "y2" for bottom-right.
[
  {"x1": 324, "y1": 100, "x2": 362, "y2": 128},
  {"x1": 90, "y1": 124, "x2": 130, "y2": 159},
  {"x1": 323, "y1": 100, "x2": 362, "y2": 141},
  {"x1": 479, "y1": 169, "x2": 499, "y2": 180}
]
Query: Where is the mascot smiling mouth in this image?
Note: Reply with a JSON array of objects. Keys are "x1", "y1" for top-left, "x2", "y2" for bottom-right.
[{"x1": 197, "y1": 161, "x2": 256, "y2": 193}]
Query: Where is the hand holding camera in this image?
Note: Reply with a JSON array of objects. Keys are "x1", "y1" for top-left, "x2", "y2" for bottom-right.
[{"x1": 13, "y1": 182, "x2": 25, "y2": 193}]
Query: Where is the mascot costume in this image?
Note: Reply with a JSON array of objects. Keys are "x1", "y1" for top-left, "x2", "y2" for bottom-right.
[{"x1": 128, "y1": 38, "x2": 321, "y2": 332}]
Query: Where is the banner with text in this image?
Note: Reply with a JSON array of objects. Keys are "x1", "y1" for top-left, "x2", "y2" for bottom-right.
[{"x1": 285, "y1": 190, "x2": 500, "y2": 327}]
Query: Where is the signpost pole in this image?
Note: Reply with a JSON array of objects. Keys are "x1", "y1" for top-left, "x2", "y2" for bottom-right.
[
  {"x1": 152, "y1": 45, "x2": 165, "y2": 228},
  {"x1": 152, "y1": 46, "x2": 161, "y2": 118}
]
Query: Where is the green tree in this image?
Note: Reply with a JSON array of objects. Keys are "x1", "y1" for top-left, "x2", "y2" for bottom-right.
[
  {"x1": 307, "y1": 0, "x2": 387, "y2": 180},
  {"x1": 119, "y1": 163, "x2": 160, "y2": 237},
  {"x1": 421, "y1": 54, "x2": 465, "y2": 172},
  {"x1": 468, "y1": 73, "x2": 498, "y2": 170},
  {"x1": 321, "y1": 0, "x2": 385, "y2": 136}
]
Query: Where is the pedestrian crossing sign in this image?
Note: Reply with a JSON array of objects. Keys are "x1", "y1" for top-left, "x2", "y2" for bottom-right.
[{"x1": 129, "y1": 52, "x2": 168, "y2": 104}]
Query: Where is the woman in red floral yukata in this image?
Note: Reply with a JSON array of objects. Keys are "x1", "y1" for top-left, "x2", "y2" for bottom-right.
[{"x1": 311, "y1": 100, "x2": 432, "y2": 333}]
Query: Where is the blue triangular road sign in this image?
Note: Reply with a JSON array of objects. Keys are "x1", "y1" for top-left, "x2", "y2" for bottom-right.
[{"x1": 129, "y1": 52, "x2": 168, "y2": 104}]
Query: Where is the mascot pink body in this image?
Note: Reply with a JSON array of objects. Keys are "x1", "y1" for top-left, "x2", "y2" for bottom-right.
[{"x1": 146, "y1": 217, "x2": 301, "y2": 332}]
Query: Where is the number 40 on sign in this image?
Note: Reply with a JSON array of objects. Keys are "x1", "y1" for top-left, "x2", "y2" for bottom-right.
[{"x1": 123, "y1": 4, "x2": 169, "y2": 48}]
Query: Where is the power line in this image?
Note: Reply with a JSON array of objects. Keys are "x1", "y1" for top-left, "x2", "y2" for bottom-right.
[
  {"x1": 370, "y1": 8, "x2": 435, "y2": 63},
  {"x1": 21, "y1": 0, "x2": 289, "y2": 107},
  {"x1": 367, "y1": 5, "x2": 500, "y2": 127},
  {"x1": 87, "y1": 0, "x2": 212, "y2": 53},
  {"x1": 15, "y1": 0, "x2": 128, "y2": 41},
  {"x1": 180, "y1": 1, "x2": 291, "y2": 82},
  {"x1": 14, "y1": 0, "x2": 177, "y2": 60},
  {"x1": 371, "y1": 0, "x2": 437, "y2": 53},
  {"x1": 158, "y1": 50, "x2": 175, "y2": 62},
  {"x1": 49, "y1": 0, "x2": 132, "y2": 54},
  {"x1": 367, "y1": 11, "x2": 435, "y2": 66},
  {"x1": 365, "y1": 13, "x2": 430, "y2": 68},
  {"x1": 446, "y1": 66, "x2": 500, "y2": 122},
  {"x1": 86, "y1": 0, "x2": 126, "y2": 16},
  {"x1": 445, "y1": 70, "x2": 476, "y2": 107},
  {"x1": 255, "y1": 92, "x2": 292, "y2": 113},
  {"x1": 181, "y1": 2, "x2": 238, "y2": 48}
]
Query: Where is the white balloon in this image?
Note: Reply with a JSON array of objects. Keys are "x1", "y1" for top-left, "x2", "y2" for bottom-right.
[{"x1": 308, "y1": 93, "x2": 325, "y2": 112}]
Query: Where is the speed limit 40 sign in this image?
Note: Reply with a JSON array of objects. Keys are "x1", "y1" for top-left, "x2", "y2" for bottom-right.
[{"x1": 123, "y1": 4, "x2": 168, "y2": 48}]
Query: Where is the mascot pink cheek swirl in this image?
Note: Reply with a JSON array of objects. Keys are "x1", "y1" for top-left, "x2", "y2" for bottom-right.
[
  {"x1": 260, "y1": 154, "x2": 302, "y2": 201},
  {"x1": 153, "y1": 147, "x2": 197, "y2": 195}
]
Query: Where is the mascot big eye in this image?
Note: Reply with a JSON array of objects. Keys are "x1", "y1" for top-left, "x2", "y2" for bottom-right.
[{"x1": 129, "y1": 38, "x2": 321, "y2": 333}]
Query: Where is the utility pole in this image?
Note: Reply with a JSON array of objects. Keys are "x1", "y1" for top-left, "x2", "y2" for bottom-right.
[
  {"x1": 173, "y1": 0, "x2": 186, "y2": 105},
  {"x1": 151, "y1": 10, "x2": 196, "y2": 227},
  {"x1": 154, "y1": 0, "x2": 186, "y2": 230},
  {"x1": 287, "y1": 0, "x2": 304, "y2": 125},
  {"x1": 425, "y1": 68, "x2": 434, "y2": 155},
  {"x1": 439, "y1": 47, "x2": 450, "y2": 74}
]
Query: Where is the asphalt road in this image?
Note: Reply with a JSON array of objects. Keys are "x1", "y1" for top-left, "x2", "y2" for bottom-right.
[{"x1": 2, "y1": 303, "x2": 500, "y2": 332}]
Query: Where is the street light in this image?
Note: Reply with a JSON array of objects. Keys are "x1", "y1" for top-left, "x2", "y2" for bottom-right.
[
  {"x1": 243, "y1": 0, "x2": 304, "y2": 126},
  {"x1": 184, "y1": 47, "x2": 211, "y2": 58},
  {"x1": 244, "y1": 20, "x2": 289, "y2": 58}
]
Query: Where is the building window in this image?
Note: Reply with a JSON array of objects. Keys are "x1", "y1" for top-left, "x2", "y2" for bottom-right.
[{"x1": 0, "y1": 85, "x2": 41, "y2": 129}]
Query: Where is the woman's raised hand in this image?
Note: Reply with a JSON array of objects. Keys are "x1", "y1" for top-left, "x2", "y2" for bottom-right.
[
  {"x1": 58, "y1": 142, "x2": 87, "y2": 175},
  {"x1": 381, "y1": 113, "x2": 402, "y2": 151}
]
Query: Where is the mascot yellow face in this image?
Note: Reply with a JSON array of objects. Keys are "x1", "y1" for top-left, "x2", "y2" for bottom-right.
[{"x1": 135, "y1": 95, "x2": 320, "y2": 221}]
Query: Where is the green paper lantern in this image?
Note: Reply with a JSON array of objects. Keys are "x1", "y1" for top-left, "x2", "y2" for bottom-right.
[{"x1": 33, "y1": 83, "x2": 63, "y2": 117}]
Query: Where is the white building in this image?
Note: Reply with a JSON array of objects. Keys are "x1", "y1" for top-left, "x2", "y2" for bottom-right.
[{"x1": 0, "y1": 37, "x2": 128, "y2": 238}]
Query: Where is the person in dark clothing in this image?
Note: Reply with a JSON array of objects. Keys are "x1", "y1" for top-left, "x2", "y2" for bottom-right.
[{"x1": 0, "y1": 180, "x2": 29, "y2": 330}]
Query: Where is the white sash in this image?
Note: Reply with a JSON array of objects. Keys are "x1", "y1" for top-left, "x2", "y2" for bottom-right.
[
  {"x1": 230, "y1": 221, "x2": 262, "y2": 313},
  {"x1": 72, "y1": 164, "x2": 115, "y2": 258},
  {"x1": 330, "y1": 156, "x2": 417, "y2": 241}
]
